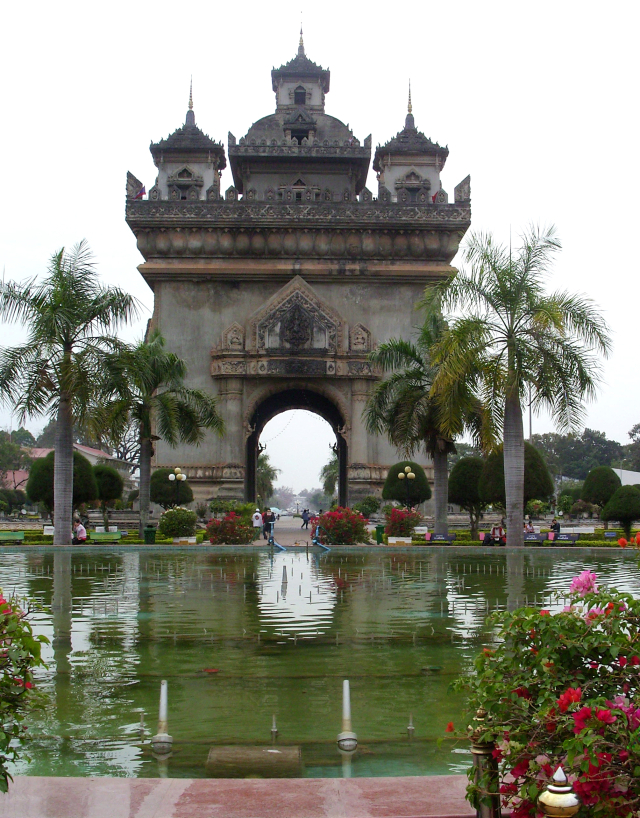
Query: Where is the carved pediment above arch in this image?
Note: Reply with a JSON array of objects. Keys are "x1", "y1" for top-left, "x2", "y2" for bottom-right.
[
  {"x1": 350, "y1": 323, "x2": 371, "y2": 353},
  {"x1": 222, "y1": 322, "x2": 245, "y2": 351},
  {"x1": 247, "y1": 275, "x2": 345, "y2": 354}
]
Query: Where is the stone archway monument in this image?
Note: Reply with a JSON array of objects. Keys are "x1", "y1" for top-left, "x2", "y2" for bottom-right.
[{"x1": 125, "y1": 38, "x2": 470, "y2": 505}]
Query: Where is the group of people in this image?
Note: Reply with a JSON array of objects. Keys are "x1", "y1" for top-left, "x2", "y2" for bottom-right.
[
  {"x1": 483, "y1": 516, "x2": 561, "y2": 546},
  {"x1": 251, "y1": 508, "x2": 277, "y2": 540}
]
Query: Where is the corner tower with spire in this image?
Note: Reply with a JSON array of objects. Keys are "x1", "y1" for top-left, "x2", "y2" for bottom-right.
[{"x1": 145, "y1": 82, "x2": 226, "y2": 202}]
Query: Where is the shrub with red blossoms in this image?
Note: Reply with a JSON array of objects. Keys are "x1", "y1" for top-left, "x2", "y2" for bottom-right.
[
  {"x1": 314, "y1": 507, "x2": 369, "y2": 545},
  {"x1": 384, "y1": 507, "x2": 422, "y2": 537},
  {"x1": 453, "y1": 573, "x2": 640, "y2": 817},
  {"x1": 206, "y1": 512, "x2": 254, "y2": 544},
  {"x1": 0, "y1": 590, "x2": 48, "y2": 792}
]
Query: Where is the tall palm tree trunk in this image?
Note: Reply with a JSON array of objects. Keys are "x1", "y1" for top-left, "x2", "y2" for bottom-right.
[
  {"x1": 54, "y1": 394, "x2": 73, "y2": 545},
  {"x1": 432, "y1": 444, "x2": 449, "y2": 535},
  {"x1": 138, "y1": 437, "x2": 152, "y2": 539},
  {"x1": 504, "y1": 386, "x2": 525, "y2": 547}
]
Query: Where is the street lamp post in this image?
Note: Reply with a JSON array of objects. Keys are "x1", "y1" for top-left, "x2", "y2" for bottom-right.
[
  {"x1": 397, "y1": 465, "x2": 416, "y2": 509},
  {"x1": 168, "y1": 467, "x2": 187, "y2": 507}
]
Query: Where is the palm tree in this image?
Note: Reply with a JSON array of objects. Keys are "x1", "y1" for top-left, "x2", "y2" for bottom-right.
[
  {"x1": 319, "y1": 448, "x2": 339, "y2": 499},
  {"x1": 426, "y1": 226, "x2": 611, "y2": 546},
  {"x1": 97, "y1": 331, "x2": 224, "y2": 537},
  {"x1": 257, "y1": 452, "x2": 280, "y2": 505},
  {"x1": 0, "y1": 241, "x2": 138, "y2": 544},
  {"x1": 365, "y1": 316, "x2": 486, "y2": 534}
]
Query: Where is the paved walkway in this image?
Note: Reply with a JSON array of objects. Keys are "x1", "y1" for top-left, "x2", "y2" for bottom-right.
[{"x1": 1, "y1": 775, "x2": 476, "y2": 818}]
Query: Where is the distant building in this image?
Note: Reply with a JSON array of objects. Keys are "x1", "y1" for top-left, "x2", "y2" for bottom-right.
[{"x1": 612, "y1": 468, "x2": 640, "y2": 487}]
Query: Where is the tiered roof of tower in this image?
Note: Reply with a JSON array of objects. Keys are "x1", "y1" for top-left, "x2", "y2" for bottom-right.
[
  {"x1": 150, "y1": 81, "x2": 226, "y2": 169},
  {"x1": 271, "y1": 30, "x2": 330, "y2": 92},
  {"x1": 373, "y1": 88, "x2": 448, "y2": 173}
]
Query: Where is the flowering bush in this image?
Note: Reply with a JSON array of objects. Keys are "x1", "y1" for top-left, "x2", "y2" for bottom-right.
[
  {"x1": 384, "y1": 507, "x2": 422, "y2": 537},
  {"x1": 206, "y1": 511, "x2": 254, "y2": 544},
  {"x1": 314, "y1": 507, "x2": 368, "y2": 545},
  {"x1": 453, "y1": 571, "x2": 640, "y2": 817},
  {"x1": 156, "y1": 507, "x2": 197, "y2": 538},
  {"x1": 0, "y1": 590, "x2": 48, "y2": 792}
]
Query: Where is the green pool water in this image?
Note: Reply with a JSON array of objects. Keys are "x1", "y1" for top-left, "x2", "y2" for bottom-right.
[{"x1": 1, "y1": 546, "x2": 638, "y2": 779}]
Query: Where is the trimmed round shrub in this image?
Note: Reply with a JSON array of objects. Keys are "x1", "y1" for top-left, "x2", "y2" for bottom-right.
[
  {"x1": 602, "y1": 485, "x2": 640, "y2": 539},
  {"x1": 382, "y1": 461, "x2": 431, "y2": 508},
  {"x1": 206, "y1": 512, "x2": 254, "y2": 544},
  {"x1": 157, "y1": 507, "x2": 197, "y2": 538},
  {"x1": 150, "y1": 468, "x2": 194, "y2": 509},
  {"x1": 353, "y1": 496, "x2": 381, "y2": 518},
  {"x1": 480, "y1": 443, "x2": 554, "y2": 505},
  {"x1": 448, "y1": 457, "x2": 486, "y2": 537},
  {"x1": 582, "y1": 466, "x2": 621, "y2": 507},
  {"x1": 26, "y1": 450, "x2": 98, "y2": 512}
]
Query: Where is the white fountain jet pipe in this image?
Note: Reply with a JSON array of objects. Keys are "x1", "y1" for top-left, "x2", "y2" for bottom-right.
[
  {"x1": 407, "y1": 713, "x2": 415, "y2": 739},
  {"x1": 151, "y1": 679, "x2": 173, "y2": 756},
  {"x1": 337, "y1": 679, "x2": 358, "y2": 751},
  {"x1": 282, "y1": 565, "x2": 288, "y2": 584},
  {"x1": 271, "y1": 714, "x2": 278, "y2": 742}
]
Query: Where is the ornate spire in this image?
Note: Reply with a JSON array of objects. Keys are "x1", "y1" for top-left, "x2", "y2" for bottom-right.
[
  {"x1": 186, "y1": 77, "x2": 195, "y2": 127},
  {"x1": 405, "y1": 80, "x2": 415, "y2": 130},
  {"x1": 298, "y1": 26, "x2": 305, "y2": 56},
  {"x1": 189, "y1": 76, "x2": 193, "y2": 110}
]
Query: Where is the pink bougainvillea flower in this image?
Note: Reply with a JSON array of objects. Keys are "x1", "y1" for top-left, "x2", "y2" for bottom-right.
[
  {"x1": 619, "y1": 656, "x2": 628, "y2": 668},
  {"x1": 570, "y1": 570, "x2": 598, "y2": 597},
  {"x1": 562, "y1": 605, "x2": 574, "y2": 613},
  {"x1": 572, "y1": 706, "x2": 593, "y2": 733},
  {"x1": 514, "y1": 686, "x2": 532, "y2": 700},
  {"x1": 585, "y1": 606, "x2": 605, "y2": 621},
  {"x1": 630, "y1": 655, "x2": 640, "y2": 665},
  {"x1": 539, "y1": 609, "x2": 550, "y2": 616}
]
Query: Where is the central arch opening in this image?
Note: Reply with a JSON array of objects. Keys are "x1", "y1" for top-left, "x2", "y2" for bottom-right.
[{"x1": 246, "y1": 388, "x2": 348, "y2": 507}]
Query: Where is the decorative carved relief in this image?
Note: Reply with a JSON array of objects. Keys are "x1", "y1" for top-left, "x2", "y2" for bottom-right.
[
  {"x1": 222, "y1": 322, "x2": 245, "y2": 350},
  {"x1": 454, "y1": 175, "x2": 471, "y2": 203},
  {"x1": 247, "y1": 276, "x2": 345, "y2": 353},
  {"x1": 350, "y1": 323, "x2": 371, "y2": 352},
  {"x1": 348, "y1": 361, "x2": 373, "y2": 376}
]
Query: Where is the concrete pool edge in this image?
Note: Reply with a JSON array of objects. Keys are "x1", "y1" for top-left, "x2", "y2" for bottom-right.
[{"x1": 1, "y1": 774, "x2": 486, "y2": 817}]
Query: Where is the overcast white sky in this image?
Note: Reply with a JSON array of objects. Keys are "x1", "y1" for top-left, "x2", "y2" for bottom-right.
[{"x1": 1, "y1": 0, "x2": 638, "y2": 492}]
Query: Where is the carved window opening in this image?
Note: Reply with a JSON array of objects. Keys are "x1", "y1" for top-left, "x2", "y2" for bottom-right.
[{"x1": 294, "y1": 86, "x2": 306, "y2": 105}]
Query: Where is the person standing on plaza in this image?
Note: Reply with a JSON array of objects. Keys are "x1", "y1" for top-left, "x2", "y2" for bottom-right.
[
  {"x1": 252, "y1": 508, "x2": 262, "y2": 540},
  {"x1": 301, "y1": 509, "x2": 310, "y2": 529}
]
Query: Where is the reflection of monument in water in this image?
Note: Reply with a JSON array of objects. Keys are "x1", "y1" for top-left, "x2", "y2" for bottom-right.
[
  {"x1": 126, "y1": 33, "x2": 471, "y2": 507},
  {"x1": 256, "y1": 552, "x2": 337, "y2": 638}
]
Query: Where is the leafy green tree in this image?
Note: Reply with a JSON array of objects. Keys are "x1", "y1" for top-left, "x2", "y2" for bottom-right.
[
  {"x1": 26, "y1": 451, "x2": 98, "y2": 520},
  {"x1": 480, "y1": 443, "x2": 554, "y2": 510},
  {"x1": 582, "y1": 465, "x2": 622, "y2": 506},
  {"x1": 365, "y1": 316, "x2": 485, "y2": 534},
  {"x1": 93, "y1": 464, "x2": 124, "y2": 528},
  {"x1": 620, "y1": 423, "x2": 640, "y2": 471},
  {"x1": 427, "y1": 226, "x2": 610, "y2": 546},
  {"x1": 602, "y1": 485, "x2": 640, "y2": 539},
  {"x1": 257, "y1": 452, "x2": 279, "y2": 504},
  {"x1": 150, "y1": 468, "x2": 194, "y2": 510},
  {"x1": 0, "y1": 431, "x2": 32, "y2": 484},
  {"x1": 532, "y1": 429, "x2": 623, "y2": 479},
  {"x1": 448, "y1": 457, "x2": 487, "y2": 539},
  {"x1": 96, "y1": 331, "x2": 224, "y2": 537},
  {"x1": 10, "y1": 427, "x2": 36, "y2": 447},
  {"x1": 382, "y1": 461, "x2": 431, "y2": 509},
  {"x1": 319, "y1": 448, "x2": 339, "y2": 498},
  {"x1": 0, "y1": 241, "x2": 137, "y2": 543}
]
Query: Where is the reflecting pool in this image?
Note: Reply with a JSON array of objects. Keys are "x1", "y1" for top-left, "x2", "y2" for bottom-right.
[{"x1": 1, "y1": 546, "x2": 638, "y2": 779}]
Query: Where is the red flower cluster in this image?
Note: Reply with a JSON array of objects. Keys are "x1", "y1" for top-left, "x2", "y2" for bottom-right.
[
  {"x1": 315, "y1": 507, "x2": 368, "y2": 545},
  {"x1": 557, "y1": 686, "x2": 581, "y2": 712}
]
